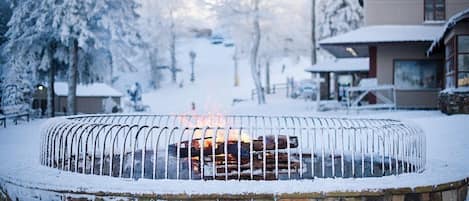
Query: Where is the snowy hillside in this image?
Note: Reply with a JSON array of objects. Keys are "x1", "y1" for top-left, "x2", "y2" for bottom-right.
[{"x1": 142, "y1": 38, "x2": 312, "y2": 114}]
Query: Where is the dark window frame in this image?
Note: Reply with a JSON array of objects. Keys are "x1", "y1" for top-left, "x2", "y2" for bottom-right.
[
  {"x1": 456, "y1": 35, "x2": 469, "y2": 87},
  {"x1": 424, "y1": 0, "x2": 446, "y2": 21},
  {"x1": 445, "y1": 37, "x2": 456, "y2": 88}
]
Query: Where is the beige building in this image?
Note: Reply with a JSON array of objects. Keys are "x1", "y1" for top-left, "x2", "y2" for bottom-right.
[
  {"x1": 54, "y1": 82, "x2": 122, "y2": 114},
  {"x1": 320, "y1": 0, "x2": 469, "y2": 110},
  {"x1": 365, "y1": 0, "x2": 469, "y2": 26}
]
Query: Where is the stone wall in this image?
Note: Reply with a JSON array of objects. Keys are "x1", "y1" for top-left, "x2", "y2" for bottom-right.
[
  {"x1": 439, "y1": 91, "x2": 469, "y2": 114},
  {"x1": 1, "y1": 177, "x2": 468, "y2": 201}
]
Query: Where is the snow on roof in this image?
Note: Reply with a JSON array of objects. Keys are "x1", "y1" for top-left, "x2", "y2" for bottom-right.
[
  {"x1": 320, "y1": 25, "x2": 443, "y2": 45},
  {"x1": 427, "y1": 8, "x2": 469, "y2": 55},
  {"x1": 54, "y1": 82, "x2": 123, "y2": 97},
  {"x1": 305, "y1": 58, "x2": 369, "y2": 73}
]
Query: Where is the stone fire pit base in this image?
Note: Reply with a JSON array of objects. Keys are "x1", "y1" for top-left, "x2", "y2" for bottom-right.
[{"x1": 0, "y1": 177, "x2": 467, "y2": 201}]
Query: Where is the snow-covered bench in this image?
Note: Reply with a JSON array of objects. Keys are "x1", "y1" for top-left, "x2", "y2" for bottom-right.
[
  {"x1": 345, "y1": 78, "x2": 396, "y2": 111},
  {"x1": 0, "y1": 104, "x2": 31, "y2": 128}
]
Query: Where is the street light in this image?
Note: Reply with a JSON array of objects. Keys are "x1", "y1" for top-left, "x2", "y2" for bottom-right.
[
  {"x1": 37, "y1": 85, "x2": 44, "y2": 91},
  {"x1": 189, "y1": 50, "x2": 196, "y2": 82}
]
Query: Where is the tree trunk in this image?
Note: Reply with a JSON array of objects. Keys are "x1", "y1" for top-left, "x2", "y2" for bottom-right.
[
  {"x1": 67, "y1": 39, "x2": 78, "y2": 115},
  {"x1": 170, "y1": 17, "x2": 177, "y2": 83},
  {"x1": 265, "y1": 59, "x2": 270, "y2": 94},
  {"x1": 47, "y1": 54, "x2": 55, "y2": 117},
  {"x1": 233, "y1": 50, "x2": 239, "y2": 87},
  {"x1": 109, "y1": 50, "x2": 114, "y2": 85},
  {"x1": 149, "y1": 48, "x2": 161, "y2": 89},
  {"x1": 311, "y1": 0, "x2": 317, "y2": 65},
  {"x1": 45, "y1": 42, "x2": 56, "y2": 117},
  {"x1": 250, "y1": 0, "x2": 265, "y2": 104}
]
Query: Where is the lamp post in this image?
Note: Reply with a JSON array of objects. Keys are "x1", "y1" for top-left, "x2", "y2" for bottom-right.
[
  {"x1": 233, "y1": 52, "x2": 239, "y2": 87},
  {"x1": 189, "y1": 51, "x2": 196, "y2": 82}
]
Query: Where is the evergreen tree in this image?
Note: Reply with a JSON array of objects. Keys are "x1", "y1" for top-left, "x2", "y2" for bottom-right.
[
  {"x1": 317, "y1": 0, "x2": 363, "y2": 40},
  {"x1": 3, "y1": 0, "x2": 140, "y2": 115},
  {"x1": 0, "y1": 0, "x2": 12, "y2": 98}
]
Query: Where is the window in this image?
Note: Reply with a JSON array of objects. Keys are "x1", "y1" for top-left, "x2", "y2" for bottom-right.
[
  {"x1": 445, "y1": 38, "x2": 456, "y2": 88},
  {"x1": 424, "y1": 0, "x2": 445, "y2": 21},
  {"x1": 394, "y1": 60, "x2": 440, "y2": 89},
  {"x1": 458, "y1": 36, "x2": 469, "y2": 87}
]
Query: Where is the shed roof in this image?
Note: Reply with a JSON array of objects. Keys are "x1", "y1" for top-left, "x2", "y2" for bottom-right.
[
  {"x1": 305, "y1": 58, "x2": 369, "y2": 73},
  {"x1": 54, "y1": 82, "x2": 123, "y2": 97}
]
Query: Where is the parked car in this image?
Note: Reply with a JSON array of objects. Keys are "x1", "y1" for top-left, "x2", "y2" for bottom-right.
[
  {"x1": 292, "y1": 82, "x2": 317, "y2": 100},
  {"x1": 210, "y1": 35, "x2": 224, "y2": 44}
]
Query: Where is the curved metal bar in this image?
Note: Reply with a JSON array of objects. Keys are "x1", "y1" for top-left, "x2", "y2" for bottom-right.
[
  {"x1": 39, "y1": 114, "x2": 426, "y2": 181},
  {"x1": 130, "y1": 125, "x2": 149, "y2": 179}
]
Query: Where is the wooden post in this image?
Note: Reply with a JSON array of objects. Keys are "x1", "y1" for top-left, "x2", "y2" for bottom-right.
[{"x1": 369, "y1": 46, "x2": 377, "y2": 104}]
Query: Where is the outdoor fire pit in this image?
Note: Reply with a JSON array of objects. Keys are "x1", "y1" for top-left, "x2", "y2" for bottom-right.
[{"x1": 40, "y1": 114, "x2": 425, "y2": 181}]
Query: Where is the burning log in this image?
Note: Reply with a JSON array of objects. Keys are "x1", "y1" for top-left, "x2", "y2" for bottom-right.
[
  {"x1": 168, "y1": 135, "x2": 298, "y2": 158},
  {"x1": 168, "y1": 134, "x2": 301, "y2": 180},
  {"x1": 252, "y1": 135, "x2": 298, "y2": 151}
]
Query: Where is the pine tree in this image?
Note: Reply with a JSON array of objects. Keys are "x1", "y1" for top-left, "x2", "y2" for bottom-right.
[
  {"x1": 2, "y1": 0, "x2": 46, "y2": 113},
  {"x1": 0, "y1": 0, "x2": 11, "y2": 45},
  {"x1": 139, "y1": 0, "x2": 189, "y2": 85},
  {"x1": 317, "y1": 0, "x2": 363, "y2": 40},
  {"x1": 3, "y1": 0, "x2": 140, "y2": 115}
]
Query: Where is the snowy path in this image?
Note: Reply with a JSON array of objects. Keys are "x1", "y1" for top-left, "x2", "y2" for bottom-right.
[
  {"x1": 0, "y1": 112, "x2": 468, "y2": 195},
  {"x1": 141, "y1": 38, "x2": 311, "y2": 114}
]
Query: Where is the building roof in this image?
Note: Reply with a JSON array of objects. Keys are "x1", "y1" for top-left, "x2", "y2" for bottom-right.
[
  {"x1": 427, "y1": 8, "x2": 469, "y2": 55},
  {"x1": 320, "y1": 25, "x2": 443, "y2": 58},
  {"x1": 320, "y1": 25, "x2": 442, "y2": 44},
  {"x1": 54, "y1": 82, "x2": 123, "y2": 97},
  {"x1": 305, "y1": 58, "x2": 369, "y2": 73}
]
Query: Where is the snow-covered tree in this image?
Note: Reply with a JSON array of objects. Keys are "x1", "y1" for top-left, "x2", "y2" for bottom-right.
[
  {"x1": 3, "y1": 0, "x2": 140, "y2": 115},
  {"x1": 0, "y1": 0, "x2": 11, "y2": 45},
  {"x1": 2, "y1": 0, "x2": 46, "y2": 113},
  {"x1": 208, "y1": 0, "x2": 312, "y2": 104},
  {"x1": 208, "y1": 0, "x2": 266, "y2": 104},
  {"x1": 0, "y1": 0, "x2": 12, "y2": 94},
  {"x1": 139, "y1": 0, "x2": 202, "y2": 85},
  {"x1": 317, "y1": 0, "x2": 363, "y2": 40},
  {"x1": 49, "y1": 0, "x2": 140, "y2": 114}
]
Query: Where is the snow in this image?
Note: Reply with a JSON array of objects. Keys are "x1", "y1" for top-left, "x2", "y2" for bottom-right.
[
  {"x1": 319, "y1": 25, "x2": 443, "y2": 45},
  {"x1": 441, "y1": 86, "x2": 469, "y2": 93},
  {"x1": 427, "y1": 8, "x2": 469, "y2": 55},
  {"x1": 1, "y1": 37, "x2": 469, "y2": 198},
  {"x1": 54, "y1": 82, "x2": 123, "y2": 97},
  {"x1": 358, "y1": 78, "x2": 377, "y2": 87},
  {"x1": 305, "y1": 58, "x2": 368, "y2": 73},
  {"x1": 141, "y1": 39, "x2": 311, "y2": 114},
  {"x1": 0, "y1": 111, "x2": 468, "y2": 197}
]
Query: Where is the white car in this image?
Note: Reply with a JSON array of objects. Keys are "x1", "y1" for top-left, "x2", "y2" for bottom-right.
[{"x1": 293, "y1": 83, "x2": 317, "y2": 100}]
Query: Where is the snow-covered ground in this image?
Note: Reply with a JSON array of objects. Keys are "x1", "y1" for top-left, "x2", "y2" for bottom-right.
[{"x1": 0, "y1": 38, "x2": 468, "y2": 198}]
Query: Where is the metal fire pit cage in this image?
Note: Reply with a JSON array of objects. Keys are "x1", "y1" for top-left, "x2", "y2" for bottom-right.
[{"x1": 40, "y1": 114, "x2": 425, "y2": 180}]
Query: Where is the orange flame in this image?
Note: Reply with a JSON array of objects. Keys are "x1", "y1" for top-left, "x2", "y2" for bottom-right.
[{"x1": 177, "y1": 113, "x2": 251, "y2": 147}]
